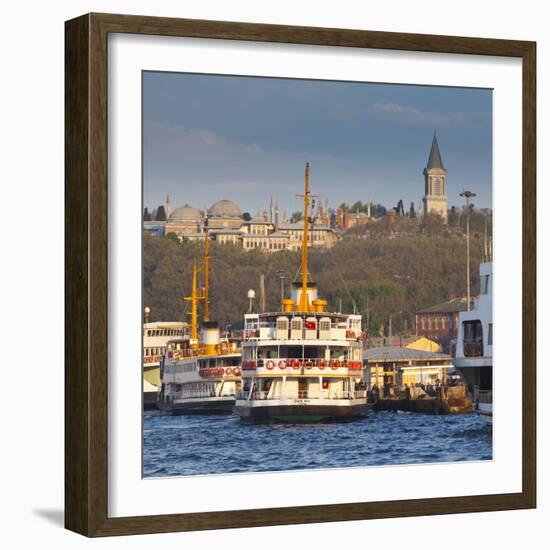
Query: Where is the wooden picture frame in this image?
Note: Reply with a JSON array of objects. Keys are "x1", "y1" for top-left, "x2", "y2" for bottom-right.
[{"x1": 65, "y1": 12, "x2": 536, "y2": 537}]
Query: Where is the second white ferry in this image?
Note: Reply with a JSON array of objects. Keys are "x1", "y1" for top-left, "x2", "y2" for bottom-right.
[
  {"x1": 234, "y1": 163, "x2": 368, "y2": 422},
  {"x1": 158, "y1": 235, "x2": 241, "y2": 414},
  {"x1": 454, "y1": 261, "x2": 493, "y2": 422}
]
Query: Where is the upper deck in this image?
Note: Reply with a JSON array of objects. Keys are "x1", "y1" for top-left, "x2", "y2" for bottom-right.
[{"x1": 243, "y1": 311, "x2": 362, "y2": 345}]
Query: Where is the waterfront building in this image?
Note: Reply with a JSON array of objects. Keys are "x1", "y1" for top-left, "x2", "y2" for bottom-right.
[
  {"x1": 415, "y1": 296, "x2": 468, "y2": 354},
  {"x1": 405, "y1": 336, "x2": 442, "y2": 353},
  {"x1": 422, "y1": 132, "x2": 448, "y2": 223},
  {"x1": 364, "y1": 346, "x2": 452, "y2": 387}
]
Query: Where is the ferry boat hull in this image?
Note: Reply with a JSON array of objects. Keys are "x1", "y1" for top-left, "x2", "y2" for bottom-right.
[
  {"x1": 235, "y1": 399, "x2": 368, "y2": 423},
  {"x1": 158, "y1": 396, "x2": 235, "y2": 414}
]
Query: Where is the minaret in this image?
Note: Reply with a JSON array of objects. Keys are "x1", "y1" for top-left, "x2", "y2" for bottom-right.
[
  {"x1": 164, "y1": 193, "x2": 172, "y2": 219},
  {"x1": 422, "y1": 132, "x2": 448, "y2": 223}
]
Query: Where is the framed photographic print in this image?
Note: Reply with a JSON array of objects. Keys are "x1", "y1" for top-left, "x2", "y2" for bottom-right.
[{"x1": 65, "y1": 13, "x2": 536, "y2": 537}]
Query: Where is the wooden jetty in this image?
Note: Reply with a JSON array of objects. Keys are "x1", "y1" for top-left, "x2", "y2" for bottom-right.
[{"x1": 371, "y1": 384, "x2": 473, "y2": 415}]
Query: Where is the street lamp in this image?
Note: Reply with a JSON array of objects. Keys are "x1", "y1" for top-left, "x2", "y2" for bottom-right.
[{"x1": 459, "y1": 190, "x2": 476, "y2": 311}]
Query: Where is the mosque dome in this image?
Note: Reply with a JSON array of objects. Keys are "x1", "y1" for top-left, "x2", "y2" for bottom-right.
[
  {"x1": 168, "y1": 204, "x2": 203, "y2": 223},
  {"x1": 208, "y1": 199, "x2": 241, "y2": 218}
]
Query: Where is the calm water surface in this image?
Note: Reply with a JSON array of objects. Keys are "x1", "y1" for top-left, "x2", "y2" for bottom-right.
[{"x1": 143, "y1": 410, "x2": 492, "y2": 478}]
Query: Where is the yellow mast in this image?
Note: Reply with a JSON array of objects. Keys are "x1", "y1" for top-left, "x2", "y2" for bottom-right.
[
  {"x1": 184, "y1": 261, "x2": 204, "y2": 344},
  {"x1": 298, "y1": 162, "x2": 311, "y2": 312},
  {"x1": 203, "y1": 231, "x2": 210, "y2": 322}
]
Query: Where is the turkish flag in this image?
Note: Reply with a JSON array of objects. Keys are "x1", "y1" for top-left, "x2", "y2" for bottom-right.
[{"x1": 304, "y1": 320, "x2": 316, "y2": 330}]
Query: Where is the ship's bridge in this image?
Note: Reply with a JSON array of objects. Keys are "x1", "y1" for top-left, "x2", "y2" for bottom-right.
[{"x1": 243, "y1": 312, "x2": 362, "y2": 343}]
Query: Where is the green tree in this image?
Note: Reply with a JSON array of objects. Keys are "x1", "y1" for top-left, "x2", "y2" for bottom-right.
[
  {"x1": 156, "y1": 205, "x2": 167, "y2": 221},
  {"x1": 290, "y1": 211, "x2": 302, "y2": 223}
]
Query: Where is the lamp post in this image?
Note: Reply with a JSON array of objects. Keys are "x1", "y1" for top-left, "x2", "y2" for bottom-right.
[{"x1": 459, "y1": 190, "x2": 476, "y2": 311}]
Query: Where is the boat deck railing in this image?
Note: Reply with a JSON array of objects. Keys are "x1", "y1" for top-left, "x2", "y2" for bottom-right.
[
  {"x1": 463, "y1": 337, "x2": 484, "y2": 357},
  {"x1": 476, "y1": 389, "x2": 493, "y2": 404},
  {"x1": 236, "y1": 390, "x2": 367, "y2": 401}
]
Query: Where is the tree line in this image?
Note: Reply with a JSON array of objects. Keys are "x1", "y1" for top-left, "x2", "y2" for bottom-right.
[{"x1": 144, "y1": 218, "x2": 489, "y2": 336}]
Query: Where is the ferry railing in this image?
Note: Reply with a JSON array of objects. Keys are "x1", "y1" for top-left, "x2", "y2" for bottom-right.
[
  {"x1": 463, "y1": 338, "x2": 484, "y2": 357},
  {"x1": 477, "y1": 389, "x2": 492, "y2": 404},
  {"x1": 249, "y1": 358, "x2": 364, "y2": 371},
  {"x1": 237, "y1": 390, "x2": 367, "y2": 401}
]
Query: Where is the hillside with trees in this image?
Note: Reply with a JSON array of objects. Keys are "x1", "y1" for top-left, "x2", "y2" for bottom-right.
[{"x1": 144, "y1": 216, "x2": 489, "y2": 337}]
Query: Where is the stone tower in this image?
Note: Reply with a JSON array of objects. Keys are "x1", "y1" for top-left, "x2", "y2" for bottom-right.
[
  {"x1": 164, "y1": 193, "x2": 172, "y2": 219},
  {"x1": 422, "y1": 133, "x2": 448, "y2": 223}
]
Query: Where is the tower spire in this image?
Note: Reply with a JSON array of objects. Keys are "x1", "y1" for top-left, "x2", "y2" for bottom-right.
[{"x1": 426, "y1": 132, "x2": 444, "y2": 170}]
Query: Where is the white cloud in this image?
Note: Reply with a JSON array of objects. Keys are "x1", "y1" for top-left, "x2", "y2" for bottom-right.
[{"x1": 370, "y1": 102, "x2": 481, "y2": 127}]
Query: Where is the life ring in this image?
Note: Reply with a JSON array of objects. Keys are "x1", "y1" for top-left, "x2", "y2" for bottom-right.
[
  {"x1": 291, "y1": 359, "x2": 301, "y2": 370},
  {"x1": 278, "y1": 360, "x2": 287, "y2": 370},
  {"x1": 305, "y1": 360, "x2": 314, "y2": 369},
  {"x1": 232, "y1": 367, "x2": 240, "y2": 376},
  {"x1": 318, "y1": 360, "x2": 326, "y2": 370},
  {"x1": 225, "y1": 367, "x2": 232, "y2": 375},
  {"x1": 266, "y1": 360, "x2": 276, "y2": 370},
  {"x1": 330, "y1": 360, "x2": 340, "y2": 370}
]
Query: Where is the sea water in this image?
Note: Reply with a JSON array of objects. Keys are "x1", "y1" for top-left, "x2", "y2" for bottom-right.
[{"x1": 143, "y1": 410, "x2": 492, "y2": 478}]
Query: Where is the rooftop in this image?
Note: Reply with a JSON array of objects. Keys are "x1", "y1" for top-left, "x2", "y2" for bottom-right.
[
  {"x1": 416, "y1": 297, "x2": 468, "y2": 314},
  {"x1": 363, "y1": 346, "x2": 451, "y2": 362}
]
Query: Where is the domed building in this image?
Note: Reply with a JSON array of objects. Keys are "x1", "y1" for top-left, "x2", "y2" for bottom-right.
[
  {"x1": 207, "y1": 199, "x2": 242, "y2": 229},
  {"x1": 165, "y1": 204, "x2": 204, "y2": 235}
]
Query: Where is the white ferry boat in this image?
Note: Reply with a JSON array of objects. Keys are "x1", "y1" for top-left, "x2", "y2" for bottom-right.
[
  {"x1": 143, "y1": 317, "x2": 187, "y2": 409},
  {"x1": 234, "y1": 163, "x2": 368, "y2": 422},
  {"x1": 158, "y1": 236, "x2": 241, "y2": 414},
  {"x1": 454, "y1": 261, "x2": 493, "y2": 422}
]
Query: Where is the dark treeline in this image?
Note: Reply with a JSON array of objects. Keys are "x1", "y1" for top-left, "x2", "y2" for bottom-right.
[{"x1": 144, "y1": 224, "x2": 488, "y2": 336}]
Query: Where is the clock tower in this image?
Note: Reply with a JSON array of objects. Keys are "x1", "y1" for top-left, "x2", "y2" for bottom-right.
[{"x1": 422, "y1": 133, "x2": 448, "y2": 223}]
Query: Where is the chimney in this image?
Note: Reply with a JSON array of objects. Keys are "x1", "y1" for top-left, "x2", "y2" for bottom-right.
[
  {"x1": 337, "y1": 208, "x2": 342, "y2": 228},
  {"x1": 343, "y1": 206, "x2": 349, "y2": 229}
]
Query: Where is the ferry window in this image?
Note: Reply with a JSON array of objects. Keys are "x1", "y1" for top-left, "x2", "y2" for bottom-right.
[
  {"x1": 421, "y1": 318, "x2": 426, "y2": 330},
  {"x1": 434, "y1": 318, "x2": 439, "y2": 329},
  {"x1": 441, "y1": 317, "x2": 446, "y2": 329},
  {"x1": 481, "y1": 274, "x2": 490, "y2": 294},
  {"x1": 488, "y1": 323, "x2": 493, "y2": 345}
]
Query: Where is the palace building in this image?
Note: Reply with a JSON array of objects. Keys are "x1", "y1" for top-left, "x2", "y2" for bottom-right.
[{"x1": 150, "y1": 197, "x2": 339, "y2": 252}]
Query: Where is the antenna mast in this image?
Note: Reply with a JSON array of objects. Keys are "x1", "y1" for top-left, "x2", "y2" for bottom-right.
[
  {"x1": 297, "y1": 162, "x2": 316, "y2": 312},
  {"x1": 184, "y1": 261, "x2": 204, "y2": 344},
  {"x1": 203, "y1": 232, "x2": 210, "y2": 322}
]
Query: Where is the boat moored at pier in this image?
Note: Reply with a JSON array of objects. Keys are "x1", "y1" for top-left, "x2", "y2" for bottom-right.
[
  {"x1": 454, "y1": 261, "x2": 493, "y2": 422},
  {"x1": 158, "y1": 321, "x2": 241, "y2": 414},
  {"x1": 234, "y1": 163, "x2": 368, "y2": 422},
  {"x1": 143, "y1": 318, "x2": 187, "y2": 409},
  {"x1": 158, "y1": 230, "x2": 241, "y2": 414}
]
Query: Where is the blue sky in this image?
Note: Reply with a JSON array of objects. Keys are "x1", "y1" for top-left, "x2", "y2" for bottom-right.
[{"x1": 143, "y1": 72, "x2": 492, "y2": 215}]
